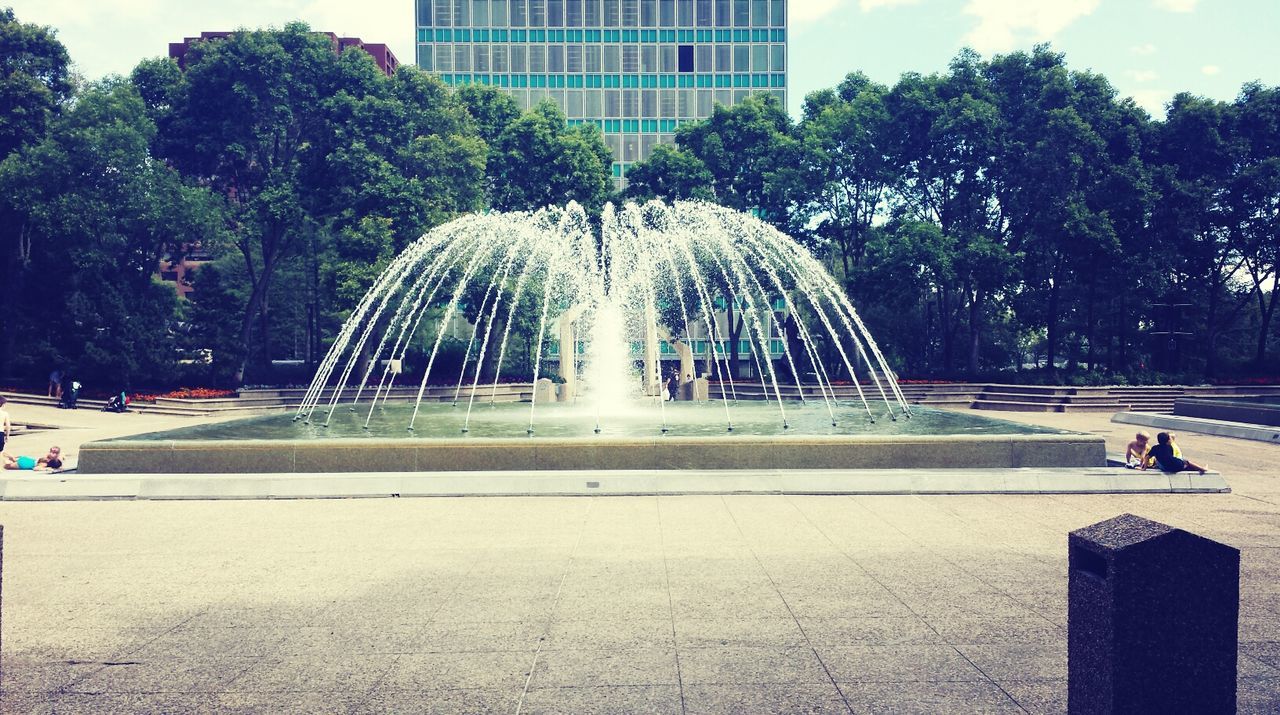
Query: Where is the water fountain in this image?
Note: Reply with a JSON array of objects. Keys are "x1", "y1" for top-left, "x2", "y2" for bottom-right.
[
  {"x1": 78, "y1": 202, "x2": 1105, "y2": 475},
  {"x1": 295, "y1": 200, "x2": 910, "y2": 434}
]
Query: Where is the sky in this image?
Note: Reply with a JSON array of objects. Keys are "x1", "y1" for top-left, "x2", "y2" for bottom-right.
[{"x1": 7, "y1": 0, "x2": 1279, "y2": 119}]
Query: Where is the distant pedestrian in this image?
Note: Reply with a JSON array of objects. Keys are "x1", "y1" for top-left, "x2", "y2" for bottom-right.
[
  {"x1": 59, "y1": 376, "x2": 81, "y2": 410},
  {"x1": 1140, "y1": 432, "x2": 1208, "y2": 475},
  {"x1": 0, "y1": 396, "x2": 10, "y2": 453},
  {"x1": 48, "y1": 368, "x2": 63, "y2": 398}
]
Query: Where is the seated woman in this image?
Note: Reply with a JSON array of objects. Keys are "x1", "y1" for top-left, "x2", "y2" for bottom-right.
[
  {"x1": 1139, "y1": 432, "x2": 1206, "y2": 475},
  {"x1": 3, "y1": 446, "x2": 63, "y2": 472}
]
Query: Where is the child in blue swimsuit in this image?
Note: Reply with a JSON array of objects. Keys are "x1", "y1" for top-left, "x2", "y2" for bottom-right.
[{"x1": 3, "y1": 446, "x2": 62, "y2": 472}]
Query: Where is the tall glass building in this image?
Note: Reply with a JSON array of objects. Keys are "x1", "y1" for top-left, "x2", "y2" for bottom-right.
[{"x1": 414, "y1": 0, "x2": 788, "y2": 182}]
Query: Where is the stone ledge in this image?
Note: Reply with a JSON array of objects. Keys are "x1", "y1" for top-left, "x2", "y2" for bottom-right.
[
  {"x1": 1113, "y1": 412, "x2": 1280, "y2": 445},
  {"x1": 0, "y1": 467, "x2": 1230, "y2": 501},
  {"x1": 75, "y1": 433, "x2": 1107, "y2": 474}
]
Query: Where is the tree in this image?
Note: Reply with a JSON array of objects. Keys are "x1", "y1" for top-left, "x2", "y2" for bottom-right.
[
  {"x1": 0, "y1": 9, "x2": 71, "y2": 159},
  {"x1": 454, "y1": 83, "x2": 521, "y2": 147},
  {"x1": 1232, "y1": 83, "x2": 1280, "y2": 366},
  {"x1": 0, "y1": 8, "x2": 72, "y2": 376},
  {"x1": 886, "y1": 51, "x2": 1010, "y2": 375},
  {"x1": 623, "y1": 144, "x2": 715, "y2": 202},
  {"x1": 790, "y1": 73, "x2": 897, "y2": 281},
  {"x1": 489, "y1": 100, "x2": 613, "y2": 212},
  {"x1": 156, "y1": 25, "x2": 489, "y2": 383},
  {"x1": 0, "y1": 79, "x2": 223, "y2": 385},
  {"x1": 675, "y1": 93, "x2": 796, "y2": 221}
]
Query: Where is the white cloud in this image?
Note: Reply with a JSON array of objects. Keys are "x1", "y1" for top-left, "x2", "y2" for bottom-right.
[
  {"x1": 1130, "y1": 43, "x2": 1158, "y2": 56},
  {"x1": 859, "y1": 0, "x2": 919, "y2": 11},
  {"x1": 7, "y1": 0, "x2": 413, "y2": 79},
  {"x1": 962, "y1": 0, "x2": 1101, "y2": 54},
  {"x1": 1202, "y1": 64, "x2": 1222, "y2": 76},
  {"x1": 1130, "y1": 89, "x2": 1173, "y2": 118},
  {"x1": 1127, "y1": 69, "x2": 1159, "y2": 83},
  {"x1": 792, "y1": 0, "x2": 850, "y2": 23},
  {"x1": 1153, "y1": 0, "x2": 1198, "y2": 12}
]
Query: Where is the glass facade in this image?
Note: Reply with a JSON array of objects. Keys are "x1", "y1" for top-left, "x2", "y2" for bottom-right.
[{"x1": 415, "y1": 0, "x2": 787, "y2": 182}]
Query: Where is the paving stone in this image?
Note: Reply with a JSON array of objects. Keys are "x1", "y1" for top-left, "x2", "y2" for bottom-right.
[
  {"x1": 817, "y1": 644, "x2": 986, "y2": 683},
  {"x1": 838, "y1": 680, "x2": 1023, "y2": 714},
  {"x1": 677, "y1": 646, "x2": 831, "y2": 685},
  {"x1": 529, "y1": 648, "x2": 679, "y2": 687},
  {"x1": 518, "y1": 685, "x2": 682, "y2": 714},
  {"x1": 682, "y1": 683, "x2": 849, "y2": 714}
]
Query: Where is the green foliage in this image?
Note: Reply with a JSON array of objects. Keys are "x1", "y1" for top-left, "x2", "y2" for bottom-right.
[
  {"x1": 623, "y1": 144, "x2": 715, "y2": 202},
  {"x1": 489, "y1": 100, "x2": 613, "y2": 212},
  {"x1": 0, "y1": 78, "x2": 223, "y2": 386},
  {"x1": 0, "y1": 8, "x2": 72, "y2": 160}
]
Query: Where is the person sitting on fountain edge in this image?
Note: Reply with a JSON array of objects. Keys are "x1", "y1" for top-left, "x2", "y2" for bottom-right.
[{"x1": 1139, "y1": 432, "x2": 1207, "y2": 475}]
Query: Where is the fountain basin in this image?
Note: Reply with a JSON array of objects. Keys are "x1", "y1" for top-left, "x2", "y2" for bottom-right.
[{"x1": 78, "y1": 404, "x2": 1105, "y2": 474}]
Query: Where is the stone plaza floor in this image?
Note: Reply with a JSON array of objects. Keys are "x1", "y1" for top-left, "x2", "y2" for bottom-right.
[{"x1": 0, "y1": 408, "x2": 1277, "y2": 713}]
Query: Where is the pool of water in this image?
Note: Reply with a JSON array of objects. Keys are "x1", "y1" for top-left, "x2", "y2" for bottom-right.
[{"x1": 126, "y1": 402, "x2": 1068, "y2": 442}]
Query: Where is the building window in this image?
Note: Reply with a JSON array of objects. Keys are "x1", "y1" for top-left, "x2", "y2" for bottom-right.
[{"x1": 678, "y1": 45, "x2": 694, "y2": 72}]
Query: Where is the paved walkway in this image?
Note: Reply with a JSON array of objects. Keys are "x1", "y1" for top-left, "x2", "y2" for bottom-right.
[{"x1": 0, "y1": 409, "x2": 1276, "y2": 713}]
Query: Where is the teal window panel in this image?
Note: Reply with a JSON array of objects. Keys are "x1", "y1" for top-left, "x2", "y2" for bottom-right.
[
  {"x1": 697, "y1": 30, "x2": 713, "y2": 42},
  {"x1": 554, "y1": 75, "x2": 567, "y2": 88},
  {"x1": 733, "y1": 74, "x2": 750, "y2": 87},
  {"x1": 678, "y1": 30, "x2": 695, "y2": 42},
  {"x1": 623, "y1": 30, "x2": 639, "y2": 42},
  {"x1": 715, "y1": 29, "x2": 731, "y2": 41},
  {"x1": 659, "y1": 30, "x2": 675, "y2": 42},
  {"x1": 568, "y1": 30, "x2": 583, "y2": 41},
  {"x1": 586, "y1": 29, "x2": 602, "y2": 42},
  {"x1": 770, "y1": 73, "x2": 785, "y2": 88},
  {"x1": 751, "y1": 29, "x2": 768, "y2": 42},
  {"x1": 496, "y1": 29, "x2": 508, "y2": 41},
  {"x1": 696, "y1": 74, "x2": 713, "y2": 88},
  {"x1": 532, "y1": 29, "x2": 547, "y2": 42},
  {"x1": 417, "y1": 29, "x2": 427, "y2": 42},
  {"x1": 457, "y1": 29, "x2": 471, "y2": 41},
  {"x1": 624, "y1": 119, "x2": 640, "y2": 132},
  {"x1": 551, "y1": 29, "x2": 565, "y2": 42},
  {"x1": 496, "y1": 75, "x2": 510, "y2": 87},
  {"x1": 678, "y1": 75, "x2": 695, "y2": 88},
  {"x1": 604, "y1": 75, "x2": 620, "y2": 88},
  {"x1": 623, "y1": 74, "x2": 640, "y2": 88},
  {"x1": 605, "y1": 29, "x2": 621, "y2": 42},
  {"x1": 662, "y1": 75, "x2": 678, "y2": 88},
  {"x1": 434, "y1": 29, "x2": 449, "y2": 41},
  {"x1": 586, "y1": 74, "x2": 602, "y2": 87},
  {"x1": 639, "y1": 75, "x2": 655, "y2": 88},
  {"x1": 752, "y1": 73, "x2": 768, "y2": 87},
  {"x1": 474, "y1": 29, "x2": 489, "y2": 41},
  {"x1": 771, "y1": 29, "x2": 786, "y2": 42},
  {"x1": 612, "y1": 163, "x2": 624, "y2": 178},
  {"x1": 660, "y1": 119, "x2": 677, "y2": 131},
  {"x1": 740, "y1": 340, "x2": 751, "y2": 352},
  {"x1": 733, "y1": 29, "x2": 750, "y2": 42},
  {"x1": 642, "y1": 30, "x2": 658, "y2": 42},
  {"x1": 641, "y1": 119, "x2": 657, "y2": 132},
  {"x1": 511, "y1": 29, "x2": 526, "y2": 42},
  {"x1": 475, "y1": 74, "x2": 491, "y2": 85},
  {"x1": 715, "y1": 74, "x2": 732, "y2": 88},
  {"x1": 770, "y1": 340, "x2": 784, "y2": 354}
]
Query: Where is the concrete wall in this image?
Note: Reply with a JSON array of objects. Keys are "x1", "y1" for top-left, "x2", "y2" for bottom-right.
[{"x1": 78, "y1": 433, "x2": 1106, "y2": 474}]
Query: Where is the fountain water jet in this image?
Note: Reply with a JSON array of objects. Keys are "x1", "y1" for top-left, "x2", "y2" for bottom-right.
[{"x1": 297, "y1": 200, "x2": 912, "y2": 432}]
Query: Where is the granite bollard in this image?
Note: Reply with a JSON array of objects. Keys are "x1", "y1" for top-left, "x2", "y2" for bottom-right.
[{"x1": 1068, "y1": 513, "x2": 1239, "y2": 714}]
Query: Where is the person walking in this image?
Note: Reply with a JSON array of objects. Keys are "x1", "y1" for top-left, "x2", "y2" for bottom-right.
[{"x1": 48, "y1": 368, "x2": 63, "y2": 398}]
